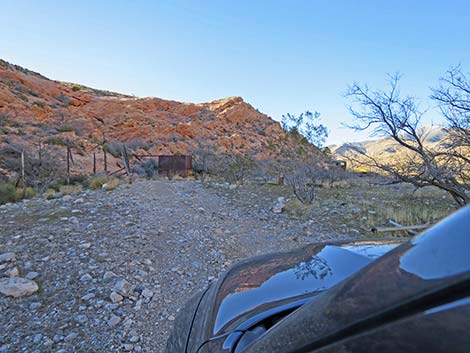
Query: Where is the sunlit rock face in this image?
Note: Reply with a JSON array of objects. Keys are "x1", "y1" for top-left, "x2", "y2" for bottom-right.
[{"x1": 0, "y1": 59, "x2": 321, "y2": 178}]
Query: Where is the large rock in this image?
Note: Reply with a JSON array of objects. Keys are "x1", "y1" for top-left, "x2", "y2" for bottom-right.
[
  {"x1": 0, "y1": 277, "x2": 39, "y2": 297},
  {"x1": 0, "y1": 253, "x2": 15, "y2": 263}
]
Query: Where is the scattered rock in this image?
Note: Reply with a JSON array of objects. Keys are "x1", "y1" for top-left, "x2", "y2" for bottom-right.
[
  {"x1": 25, "y1": 271, "x2": 39, "y2": 280},
  {"x1": 4, "y1": 267, "x2": 19, "y2": 277},
  {"x1": 0, "y1": 277, "x2": 38, "y2": 297},
  {"x1": 80, "y1": 273, "x2": 92, "y2": 282},
  {"x1": 122, "y1": 343, "x2": 134, "y2": 351},
  {"x1": 109, "y1": 291, "x2": 123, "y2": 303},
  {"x1": 29, "y1": 302, "x2": 41, "y2": 310},
  {"x1": 75, "y1": 315, "x2": 88, "y2": 324},
  {"x1": 0, "y1": 253, "x2": 15, "y2": 263},
  {"x1": 107, "y1": 314, "x2": 121, "y2": 328},
  {"x1": 79, "y1": 242, "x2": 92, "y2": 249},
  {"x1": 33, "y1": 334, "x2": 42, "y2": 344},
  {"x1": 69, "y1": 216, "x2": 79, "y2": 224},
  {"x1": 272, "y1": 196, "x2": 286, "y2": 214},
  {"x1": 64, "y1": 332, "x2": 78, "y2": 342},
  {"x1": 141, "y1": 288, "x2": 153, "y2": 299},
  {"x1": 103, "y1": 271, "x2": 117, "y2": 281},
  {"x1": 81, "y1": 293, "x2": 95, "y2": 301},
  {"x1": 114, "y1": 279, "x2": 131, "y2": 296}
]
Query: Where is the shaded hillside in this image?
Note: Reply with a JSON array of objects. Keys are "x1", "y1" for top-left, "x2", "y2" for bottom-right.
[{"x1": 0, "y1": 59, "x2": 319, "y2": 179}]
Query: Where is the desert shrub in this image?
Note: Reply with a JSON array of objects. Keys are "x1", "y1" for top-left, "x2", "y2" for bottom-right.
[
  {"x1": 59, "y1": 184, "x2": 83, "y2": 195},
  {"x1": 103, "y1": 141, "x2": 123, "y2": 157},
  {"x1": 251, "y1": 159, "x2": 281, "y2": 184},
  {"x1": 88, "y1": 176, "x2": 109, "y2": 190},
  {"x1": 58, "y1": 125, "x2": 75, "y2": 133},
  {"x1": 15, "y1": 187, "x2": 36, "y2": 200},
  {"x1": 71, "y1": 85, "x2": 81, "y2": 91},
  {"x1": 43, "y1": 188, "x2": 58, "y2": 200},
  {"x1": 47, "y1": 136, "x2": 67, "y2": 146},
  {"x1": 0, "y1": 183, "x2": 36, "y2": 204},
  {"x1": 102, "y1": 177, "x2": 120, "y2": 190},
  {"x1": 56, "y1": 95, "x2": 71, "y2": 107},
  {"x1": 126, "y1": 138, "x2": 151, "y2": 151},
  {"x1": 0, "y1": 113, "x2": 11, "y2": 126},
  {"x1": 33, "y1": 101, "x2": 45, "y2": 108},
  {"x1": 0, "y1": 143, "x2": 65, "y2": 191},
  {"x1": 133, "y1": 159, "x2": 158, "y2": 178},
  {"x1": 285, "y1": 162, "x2": 322, "y2": 204},
  {"x1": 88, "y1": 176, "x2": 120, "y2": 190},
  {"x1": 223, "y1": 154, "x2": 255, "y2": 184},
  {"x1": 191, "y1": 142, "x2": 219, "y2": 182},
  {"x1": 0, "y1": 183, "x2": 17, "y2": 204}
]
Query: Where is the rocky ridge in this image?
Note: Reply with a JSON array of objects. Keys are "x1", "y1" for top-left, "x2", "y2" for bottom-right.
[{"x1": 0, "y1": 59, "x2": 319, "y2": 179}]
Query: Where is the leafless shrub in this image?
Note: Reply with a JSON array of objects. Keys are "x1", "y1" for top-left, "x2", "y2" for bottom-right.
[
  {"x1": 126, "y1": 138, "x2": 151, "y2": 151},
  {"x1": 223, "y1": 153, "x2": 255, "y2": 185},
  {"x1": 284, "y1": 161, "x2": 323, "y2": 204},
  {"x1": 0, "y1": 143, "x2": 65, "y2": 191},
  {"x1": 191, "y1": 141, "x2": 218, "y2": 182},
  {"x1": 103, "y1": 141, "x2": 124, "y2": 157},
  {"x1": 133, "y1": 159, "x2": 158, "y2": 178}
]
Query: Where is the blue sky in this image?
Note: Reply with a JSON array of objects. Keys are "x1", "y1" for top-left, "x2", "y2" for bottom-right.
[{"x1": 1, "y1": 0, "x2": 469, "y2": 144}]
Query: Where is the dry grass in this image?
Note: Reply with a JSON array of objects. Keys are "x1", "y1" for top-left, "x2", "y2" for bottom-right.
[
  {"x1": 59, "y1": 184, "x2": 83, "y2": 195},
  {"x1": 252, "y1": 177, "x2": 457, "y2": 238},
  {"x1": 102, "y1": 177, "x2": 120, "y2": 191},
  {"x1": 88, "y1": 176, "x2": 121, "y2": 190}
]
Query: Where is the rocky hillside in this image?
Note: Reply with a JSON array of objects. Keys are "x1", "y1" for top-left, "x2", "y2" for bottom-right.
[{"x1": 0, "y1": 59, "x2": 316, "y2": 179}]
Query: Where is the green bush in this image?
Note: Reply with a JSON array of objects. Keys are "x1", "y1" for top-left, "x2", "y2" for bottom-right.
[
  {"x1": 44, "y1": 188, "x2": 58, "y2": 200},
  {"x1": 15, "y1": 187, "x2": 36, "y2": 200},
  {"x1": 0, "y1": 184, "x2": 36, "y2": 204},
  {"x1": 58, "y1": 125, "x2": 75, "y2": 132},
  {"x1": 0, "y1": 183, "x2": 16, "y2": 204}
]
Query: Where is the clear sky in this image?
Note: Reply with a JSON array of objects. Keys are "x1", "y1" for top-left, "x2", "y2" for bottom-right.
[{"x1": 1, "y1": 0, "x2": 469, "y2": 144}]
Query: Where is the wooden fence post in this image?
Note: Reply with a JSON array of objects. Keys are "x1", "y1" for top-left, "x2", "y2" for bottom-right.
[
  {"x1": 93, "y1": 152, "x2": 96, "y2": 175},
  {"x1": 121, "y1": 145, "x2": 131, "y2": 176},
  {"x1": 21, "y1": 150, "x2": 25, "y2": 188}
]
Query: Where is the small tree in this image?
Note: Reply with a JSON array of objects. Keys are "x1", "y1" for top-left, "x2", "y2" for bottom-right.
[
  {"x1": 281, "y1": 111, "x2": 328, "y2": 148},
  {"x1": 346, "y1": 73, "x2": 470, "y2": 206}
]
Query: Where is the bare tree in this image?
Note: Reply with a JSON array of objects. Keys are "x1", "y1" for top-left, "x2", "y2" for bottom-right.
[
  {"x1": 346, "y1": 73, "x2": 469, "y2": 206},
  {"x1": 431, "y1": 65, "x2": 470, "y2": 148}
]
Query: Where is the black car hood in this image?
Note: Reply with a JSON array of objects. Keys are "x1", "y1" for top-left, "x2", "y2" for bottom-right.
[
  {"x1": 244, "y1": 206, "x2": 470, "y2": 353},
  {"x1": 210, "y1": 240, "x2": 401, "y2": 336}
]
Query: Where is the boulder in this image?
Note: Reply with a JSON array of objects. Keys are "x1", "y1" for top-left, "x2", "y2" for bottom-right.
[{"x1": 0, "y1": 277, "x2": 39, "y2": 297}]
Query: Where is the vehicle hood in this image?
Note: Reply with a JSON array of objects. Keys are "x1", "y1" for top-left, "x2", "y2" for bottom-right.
[{"x1": 209, "y1": 239, "x2": 402, "y2": 336}]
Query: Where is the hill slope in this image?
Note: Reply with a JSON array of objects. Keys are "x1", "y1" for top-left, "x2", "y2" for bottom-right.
[{"x1": 0, "y1": 59, "x2": 318, "y2": 178}]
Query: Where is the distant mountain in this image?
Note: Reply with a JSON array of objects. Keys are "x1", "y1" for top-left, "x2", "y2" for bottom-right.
[{"x1": 331, "y1": 126, "x2": 449, "y2": 168}]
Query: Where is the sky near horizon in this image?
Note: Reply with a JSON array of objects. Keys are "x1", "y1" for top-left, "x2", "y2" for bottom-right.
[{"x1": 1, "y1": 0, "x2": 470, "y2": 144}]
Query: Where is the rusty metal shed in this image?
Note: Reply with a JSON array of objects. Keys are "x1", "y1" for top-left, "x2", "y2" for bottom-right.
[{"x1": 158, "y1": 155, "x2": 192, "y2": 177}]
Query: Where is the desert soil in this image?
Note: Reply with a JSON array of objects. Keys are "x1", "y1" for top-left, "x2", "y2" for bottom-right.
[{"x1": 0, "y1": 180, "x2": 355, "y2": 353}]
